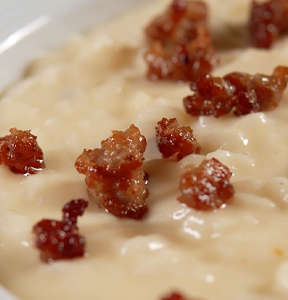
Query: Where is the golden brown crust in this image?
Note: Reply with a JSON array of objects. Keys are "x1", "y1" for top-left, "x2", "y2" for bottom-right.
[
  {"x1": 183, "y1": 66, "x2": 288, "y2": 117},
  {"x1": 0, "y1": 128, "x2": 45, "y2": 175},
  {"x1": 178, "y1": 158, "x2": 234, "y2": 210},
  {"x1": 249, "y1": 0, "x2": 288, "y2": 49},
  {"x1": 144, "y1": 0, "x2": 218, "y2": 82},
  {"x1": 32, "y1": 199, "x2": 88, "y2": 263},
  {"x1": 156, "y1": 117, "x2": 201, "y2": 161},
  {"x1": 75, "y1": 124, "x2": 149, "y2": 219}
]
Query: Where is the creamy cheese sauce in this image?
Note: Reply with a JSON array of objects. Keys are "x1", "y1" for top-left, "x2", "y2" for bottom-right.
[{"x1": 1, "y1": 0, "x2": 288, "y2": 299}]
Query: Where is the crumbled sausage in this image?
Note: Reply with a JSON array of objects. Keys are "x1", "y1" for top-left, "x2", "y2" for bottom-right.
[
  {"x1": 33, "y1": 199, "x2": 88, "y2": 263},
  {"x1": 183, "y1": 74, "x2": 236, "y2": 117},
  {"x1": 0, "y1": 128, "x2": 45, "y2": 175},
  {"x1": 161, "y1": 292, "x2": 202, "y2": 300},
  {"x1": 144, "y1": 0, "x2": 218, "y2": 82},
  {"x1": 226, "y1": 66, "x2": 288, "y2": 116},
  {"x1": 156, "y1": 117, "x2": 201, "y2": 161},
  {"x1": 178, "y1": 158, "x2": 234, "y2": 210},
  {"x1": 75, "y1": 124, "x2": 149, "y2": 219},
  {"x1": 183, "y1": 66, "x2": 288, "y2": 117},
  {"x1": 249, "y1": 0, "x2": 288, "y2": 48}
]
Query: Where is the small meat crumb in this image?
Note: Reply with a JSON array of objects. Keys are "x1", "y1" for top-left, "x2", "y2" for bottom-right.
[
  {"x1": 178, "y1": 158, "x2": 234, "y2": 210},
  {"x1": 183, "y1": 66, "x2": 288, "y2": 117},
  {"x1": 0, "y1": 128, "x2": 45, "y2": 175},
  {"x1": 144, "y1": 0, "x2": 218, "y2": 82},
  {"x1": 249, "y1": 0, "x2": 288, "y2": 49},
  {"x1": 156, "y1": 117, "x2": 201, "y2": 161},
  {"x1": 161, "y1": 292, "x2": 202, "y2": 300},
  {"x1": 75, "y1": 124, "x2": 149, "y2": 219},
  {"x1": 32, "y1": 199, "x2": 88, "y2": 263}
]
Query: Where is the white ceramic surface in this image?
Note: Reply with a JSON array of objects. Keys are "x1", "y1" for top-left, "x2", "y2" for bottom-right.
[
  {"x1": 0, "y1": 0, "x2": 146, "y2": 299},
  {"x1": 0, "y1": 0, "x2": 147, "y2": 90}
]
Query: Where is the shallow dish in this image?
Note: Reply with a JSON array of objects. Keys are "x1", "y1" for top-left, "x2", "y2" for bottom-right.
[{"x1": 2, "y1": 0, "x2": 288, "y2": 299}]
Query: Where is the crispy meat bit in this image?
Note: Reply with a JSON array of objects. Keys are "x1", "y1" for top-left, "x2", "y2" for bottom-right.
[
  {"x1": 162, "y1": 292, "x2": 201, "y2": 300},
  {"x1": 75, "y1": 124, "x2": 149, "y2": 219},
  {"x1": 0, "y1": 128, "x2": 45, "y2": 175},
  {"x1": 62, "y1": 199, "x2": 88, "y2": 225},
  {"x1": 178, "y1": 158, "x2": 234, "y2": 210},
  {"x1": 145, "y1": 0, "x2": 207, "y2": 43},
  {"x1": 226, "y1": 66, "x2": 288, "y2": 115},
  {"x1": 144, "y1": 0, "x2": 218, "y2": 82},
  {"x1": 249, "y1": 0, "x2": 288, "y2": 49},
  {"x1": 183, "y1": 74, "x2": 236, "y2": 117},
  {"x1": 183, "y1": 65, "x2": 288, "y2": 117},
  {"x1": 33, "y1": 199, "x2": 88, "y2": 263},
  {"x1": 156, "y1": 117, "x2": 201, "y2": 161}
]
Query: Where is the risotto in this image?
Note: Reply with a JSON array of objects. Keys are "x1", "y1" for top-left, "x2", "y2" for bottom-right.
[{"x1": 1, "y1": 0, "x2": 288, "y2": 299}]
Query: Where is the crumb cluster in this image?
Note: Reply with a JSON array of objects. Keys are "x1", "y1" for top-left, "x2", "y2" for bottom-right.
[
  {"x1": 75, "y1": 124, "x2": 149, "y2": 219},
  {"x1": 0, "y1": 128, "x2": 45, "y2": 175},
  {"x1": 33, "y1": 199, "x2": 88, "y2": 262},
  {"x1": 156, "y1": 117, "x2": 201, "y2": 161},
  {"x1": 183, "y1": 66, "x2": 288, "y2": 117},
  {"x1": 249, "y1": 0, "x2": 288, "y2": 48},
  {"x1": 178, "y1": 158, "x2": 235, "y2": 210},
  {"x1": 144, "y1": 0, "x2": 218, "y2": 82}
]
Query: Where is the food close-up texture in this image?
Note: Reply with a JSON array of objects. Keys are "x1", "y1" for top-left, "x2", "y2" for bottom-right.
[{"x1": 1, "y1": 0, "x2": 288, "y2": 300}]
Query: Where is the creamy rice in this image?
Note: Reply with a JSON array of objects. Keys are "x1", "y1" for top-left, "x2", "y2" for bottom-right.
[{"x1": 1, "y1": 0, "x2": 288, "y2": 299}]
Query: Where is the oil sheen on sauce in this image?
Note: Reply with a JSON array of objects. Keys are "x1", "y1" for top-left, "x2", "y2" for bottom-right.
[{"x1": 1, "y1": 0, "x2": 288, "y2": 300}]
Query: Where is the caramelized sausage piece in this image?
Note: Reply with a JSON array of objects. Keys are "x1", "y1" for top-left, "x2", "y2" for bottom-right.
[
  {"x1": 183, "y1": 66, "x2": 288, "y2": 117},
  {"x1": 75, "y1": 125, "x2": 149, "y2": 219},
  {"x1": 33, "y1": 199, "x2": 88, "y2": 263},
  {"x1": 145, "y1": 0, "x2": 218, "y2": 82},
  {"x1": 156, "y1": 117, "x2": 200, "y2": 161},
  {"x1": 249, "y1": 0, "x2": 288, "y2": 48},
  {"x1": 178, "y1": 158, "x2": 234, "y2": 210},
  {"x1": 0, "y1": 128, "x2": 45, "y2": 175}
]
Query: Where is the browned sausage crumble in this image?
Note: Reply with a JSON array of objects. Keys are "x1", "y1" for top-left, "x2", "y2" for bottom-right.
[
  {"x1": 183, "y1": 65, "x2": 288, "y2": 117},
  {"x1": 156, "y1": 117, "x2": 201, "y2": 161},
  {"x1": 144, "y1": 0, "x2": 218, "y2": 82},
  {"x1": 162, "y1": 292, "x2": 201, "y2": 300},
  {"x1": 178, "y1": 158, "x2": 234, "y2": 210},
  {"x1": 32, "y1": 199, "x2": 88, "y2": 263},
  {"x1": 75, "y1": 124, "x2": 149, "y2": 219},
  {"x1": 0, "y1": 128, "x2": 45, "y2": 175},
  {"x1": 249, "y1": 0, "x2": 288, "y2": 49}
]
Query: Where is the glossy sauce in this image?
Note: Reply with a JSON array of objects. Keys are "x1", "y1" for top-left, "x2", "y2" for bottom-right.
[{"x1": 1, "y1": 0, "x2": 288, "y2": 299}]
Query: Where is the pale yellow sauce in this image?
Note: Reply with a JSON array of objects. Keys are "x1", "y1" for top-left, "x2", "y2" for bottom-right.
[{"x1": 1, "y1": 0, "x2": 288, "y2": 299}]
